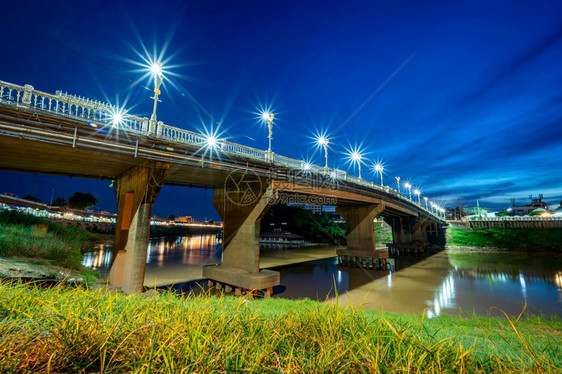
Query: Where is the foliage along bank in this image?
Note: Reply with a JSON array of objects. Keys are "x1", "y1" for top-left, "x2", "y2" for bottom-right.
[
  {"x1": 261, "y1": 204, "x2": 346, "y2": 244},
  {"x1": 447, "y1": 225, "x2": 562, "y2": 250},
  {"x1": 0, "y1": 210, "x2": 103, "y2": 269}
]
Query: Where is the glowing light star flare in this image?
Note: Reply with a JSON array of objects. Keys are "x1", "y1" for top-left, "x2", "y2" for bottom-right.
[
  {"x1": 150, "y1": 63, "x2": 163, "y2": 76},
  {"x1": 112, "y1": 113, "x2": 123, "y2": 126},
  {"x1": 262, "y1": 111, "x2": 273, "y2": 122},
  {"x1": 206, "y1": 135, "x2": 217, "y2": 148}
]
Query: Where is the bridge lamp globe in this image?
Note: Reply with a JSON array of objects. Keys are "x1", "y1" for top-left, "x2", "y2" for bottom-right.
[
  {"x1": 404, "y1": 182, "x2": 412, "y2": 200},
  {"x1": 150, "y1": 63, "x2": 163, "y2": 76},
  {"x1": 206, "y1": 135, "x2": 218, "y2": 149},
  {"x1": 111, "y1": 112, "x2": 123, "y2": 127},
  {"x1": 350, "y1": 151, "x2": 363, "y2": 179},
  {"x1": 374, "y1": 163, "x2": 384, "y2": 186},
  {"x1": 317, "y1": 136, "x2": 330, "y2": 169}
]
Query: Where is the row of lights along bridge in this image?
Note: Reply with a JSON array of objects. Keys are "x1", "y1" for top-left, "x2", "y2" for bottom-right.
[{"x1": 113, "y1": 60, "x2": 446, "y2": 218}]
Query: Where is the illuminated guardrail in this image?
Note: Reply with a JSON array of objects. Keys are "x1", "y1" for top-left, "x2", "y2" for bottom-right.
[{"x1": 0, "y1": 80, "x2": 444, "y2": 221}]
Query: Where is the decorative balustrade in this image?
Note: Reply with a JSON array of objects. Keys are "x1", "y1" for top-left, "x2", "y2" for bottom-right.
[{"x1": 0, "y1": 79, "x2": 443, "y2": 221}]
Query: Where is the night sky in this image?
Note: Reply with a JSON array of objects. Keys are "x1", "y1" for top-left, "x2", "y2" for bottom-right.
[{"x1": 1, "y1": 0, "x2": 561, "y2": 219}]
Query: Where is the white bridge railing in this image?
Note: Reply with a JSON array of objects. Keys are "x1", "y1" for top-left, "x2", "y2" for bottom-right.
[{"x1": 0, "y1": 80, "x2": 443, "y2": 221}]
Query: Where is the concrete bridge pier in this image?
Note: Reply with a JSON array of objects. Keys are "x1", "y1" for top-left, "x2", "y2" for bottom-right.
[
  {"x1": 203, "y1": 184, "x2": 279, "y2": 296},
  {"x1": 426, "y1": 222, "x2": 446, "y2": 247},
  {"x1": 387, "y1": 217, "x2": 432, "y2": 256},
  {"x1": 412, "y1": 218, "x2": 430, "y2": 243},
  {"x1": 108, "y1": 162, "x2": 169, "y2": 294},
  {"x1": 336, "y1": 204, "x2": 385, "y2": 267}
]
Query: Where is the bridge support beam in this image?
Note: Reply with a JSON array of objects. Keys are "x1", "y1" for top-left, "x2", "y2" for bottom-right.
[
  {"x1": 336, "y1": 204, "x2": 385, "y2": 258},
  {"x1": 108, "y1": 162, "x2": 169, "y2": 294},
  {"x1": 387, "y1": 216, "x2": 441, "y2": 255},
  {"x1": 203, "y1": 183, "x2": 279, "y2": 293}
]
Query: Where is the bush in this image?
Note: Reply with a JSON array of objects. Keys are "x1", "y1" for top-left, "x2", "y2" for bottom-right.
[{"x1": 0, "y1": 210, "x2": 99, "y2": 269}]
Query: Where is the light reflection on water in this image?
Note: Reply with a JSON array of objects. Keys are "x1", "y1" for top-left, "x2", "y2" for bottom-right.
[
  {"x1": 81, "y1": 234, "x2": 221, "y2": 271},
  {"x1": 83, "y1": 239, "x2": 562, "y2": 317}
]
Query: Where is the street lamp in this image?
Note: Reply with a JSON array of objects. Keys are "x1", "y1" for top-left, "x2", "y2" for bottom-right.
[
  {"x1": 149, "y1": 62, "x2": 164, "y2": 133},
  {"x1": 414, "y1": 189, "x2": 421, "y2": 204},
  {"x1": 430, "y1": 201, "x2": 435, "y2": 213},
  {"x1": 317, "y1": 136, "x2": 330, "y2": 169},
  {"x1": 424, "y1": 196, "x2": 429, "y2": 209},
  {"x1": 374, "y1": 163, "x2": 384, "y2": 186},
  {"x1": 404, "y1": 182, "x2": 412, "y2": 200},
  {"x1": 261, "y1": 111, "x2": 275, "y2": 156},
  {"x1": 395, "y1": 176, "x2": 401, "y2": 194},
  {"x1": 351, "y1": 151, "x2": 363, "y2": 178}
]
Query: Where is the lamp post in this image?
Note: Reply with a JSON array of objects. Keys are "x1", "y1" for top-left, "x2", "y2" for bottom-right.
[
  {"x1": 351, "y1": 151, "x2": 362, "y2": 178},
  {"x1": 404, "y1": 182, "x2": 412, "y2": 200},
  {"x1": 374, "y1": 163, "x2": 384, "y2": 186},
  {"x1": 318, "y1": 136, "x2": 329, "y2": 169},
  {"x1": 424, "y1": 196, "x2": 429, "y2": 209},
  {"x1": 414, "y1": 189, "x2": 421, "y2": 204},
  {"x1": 262, "y1": 111, "x2": 274, "y2": 155},
  {"x1": 430, "y1": 201, "x2": 435, "y2": 213},
  {"x1": 149, "y1": 63, "x2": 163, "y2": 134},
  {"x1": 395, "y1": 176, "x2": 401, "y2": 194}
]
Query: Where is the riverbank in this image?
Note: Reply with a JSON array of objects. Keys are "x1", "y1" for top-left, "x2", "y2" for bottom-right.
[{"x1": 0, "y1": 281, "x2": 559, "y2": 372}]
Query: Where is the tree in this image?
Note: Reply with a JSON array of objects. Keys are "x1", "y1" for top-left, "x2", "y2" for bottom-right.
[
  {"x1": 168, "y1": 214, "x2": 176, "y2": 221},
  {"x1": 67, "y1": 192, "x2": 98, "y2": 210},
  {"x1": 51, "y1": 197, "x2": 66, "y2": 206},
  {"x1": 24, "y1": 195, "x2": 41, "y2": 203}
]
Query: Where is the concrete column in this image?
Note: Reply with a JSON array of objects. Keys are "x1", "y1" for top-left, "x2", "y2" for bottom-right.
[
  {"x1": 336, "y1": 204, "x2": 384, "y2": 257},
  {"x1": 108, "y1": 162, "x2": 169, "y2": 293},
  {"x1": 203, "y1": 182, "x2": 279, "y2": 290},
  {"x1": 390, "y1": 217, "x2": 408, "y2": 245}
]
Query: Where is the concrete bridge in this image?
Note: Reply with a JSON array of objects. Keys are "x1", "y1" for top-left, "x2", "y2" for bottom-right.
[{"x1": 0, "y1": 80, "x2": 446, "y2": 294}]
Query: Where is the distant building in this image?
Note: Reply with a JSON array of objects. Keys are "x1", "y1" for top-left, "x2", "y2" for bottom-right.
[
  {"x1": 175, "y1": 216, "x2": 193, "y2": 223},
  {"x1": 505, "y1": 194, "x2": 548, "y2": 216},
  {"x1": 260, "y1": 229, "x2": 305, "y2": 246}
]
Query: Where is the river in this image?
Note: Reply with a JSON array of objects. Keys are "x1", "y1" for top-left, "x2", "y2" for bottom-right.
[{"x1": 82, "y1": 235, "x2": 562, "y2": 317}]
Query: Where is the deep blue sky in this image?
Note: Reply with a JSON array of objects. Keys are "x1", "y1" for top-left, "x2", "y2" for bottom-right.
[{"x1": 1, "y1": 0, "x2": 561, "y2": 219}]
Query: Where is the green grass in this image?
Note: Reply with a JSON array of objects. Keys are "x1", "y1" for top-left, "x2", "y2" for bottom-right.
[
  {"x1": 0, "y1": 210, "x2": 100, "y2": 269},
  {"x1": 0, "y1": 281, "x2": 560, "y2": 373},
  {"x1": 447, "y1": 226, "x2": 562, "y2": 250}
]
